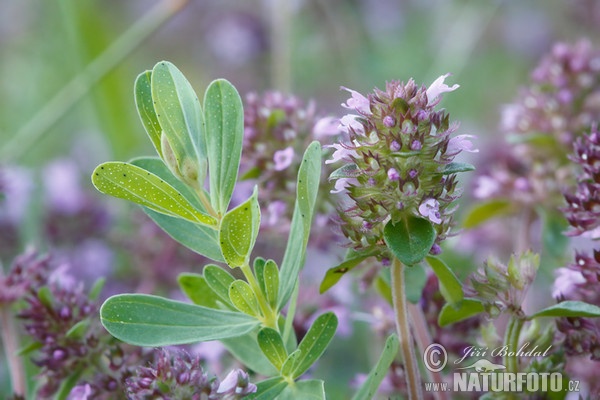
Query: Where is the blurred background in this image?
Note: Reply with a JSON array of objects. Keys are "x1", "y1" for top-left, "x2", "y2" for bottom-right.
[{"x1": 1, "y1": 0, "x2": 600, "y2": 398}]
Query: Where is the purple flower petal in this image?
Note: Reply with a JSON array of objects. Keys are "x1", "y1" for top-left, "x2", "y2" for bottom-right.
[
  {"x1": 418, "y1": 198, "x2": 442, "y2": 224},
  {"x1": 447, "y1": 134, "x2": 479, "y2": 154},
  {"x1": 313, "y1": 117, "x2": 341, "y2": 138},
  {"x1": 426, "y1": 74, "x2": 459, "y2": 105},
  {"x1": 273, "y1": 146, "x2": 295, "y2": 171},
  {"x1": 341, "y1": 87, "x2": 371, "y2": 114}
]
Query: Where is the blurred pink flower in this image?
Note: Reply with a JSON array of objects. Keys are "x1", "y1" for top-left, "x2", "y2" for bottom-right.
[
  {"x1": 341, "y1": 87, "x2": 371, "y2": 114},
  {"x1": 426, "y1": 73, "x2": 459, "y2": 105},
  {"x1": 273, "y1": 146, "x2": 294, "y2": 171}
]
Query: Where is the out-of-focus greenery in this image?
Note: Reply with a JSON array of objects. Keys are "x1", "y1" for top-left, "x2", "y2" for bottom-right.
[
  {"x1": 2, "y1": 0, "x2": 598, "y2": 167},
  {"x1": 2, "y1": 1, "x2": 599, "y2": 398}
]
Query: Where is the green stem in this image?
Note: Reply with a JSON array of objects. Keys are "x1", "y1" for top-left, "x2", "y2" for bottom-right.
[
  {"x1": 194, "y1": 187, "x2": 219, "y2": 220},
  {"x1": 240, "y1": 263, "x2": 278, "y2": 329},
  {"x1": 0, "y1": 305, "x2": 26, "y2": 397},
  {"x1": 504, "y1": 314, "x2": 525, "y2": 400},
  {"x1": 391, "y1": 258, "x2": 423, "y2": 400},
  {"x1": 0, "y1": 0, "x2": 190, "y2": 162}
]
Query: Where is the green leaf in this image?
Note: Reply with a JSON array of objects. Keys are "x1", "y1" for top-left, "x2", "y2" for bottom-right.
[
  {"x1": 177, "y1": 273, "x2": 220, "y2": 308},
  {"x1": 66, "y1": 320, "x2": 90, "y2": 340},
  {"x1": 352, "y1": 334, "x2": 399, "y2": 400},
  {"x1": 249, "y1": 377, "x2": 288, "y2": 400},
  {"x1": 219, "y1": 187, "x2": 261, "y2": 268},
  {"x1": 229, "y1": 280, "x2": 260, "y2": 317},
  {"x1": 319, "y1": 250, "x2": 375, "y2": 294},
  {"x1": 279, "y1": 380, "x2": 326, "y2": 400},
  {"x1": 222, "y1": 331, "x2": 279, "y2": 376},
  {"x1": 530, "y1": 301, "x2": 600, "y2": 319},
  {"x1": 204, "y1": 78, "x2": 244, "y2": 214},
  {"x1": 439, "y1": 162, "x2": 475, "y2": 175},
  {"x1": 426, "y1": 256, "x2": 464, "y2": 306},
  {"x1": 203, "y1": 265, "x2": 236, "y2": 308},
  {"x1": 151, "y1": 61, "x2": 206, "y2": 186},
  {"x1": 92, "y1": 162, "x2": 216, "y2": 226},
  {"x1": 462, "y1": 199, "x2": 513, "y2": 229},
  {"x1": 383, "y1": 216, "x2": 436, "y2": 266},
  {"x1": 130, "y1": 157, "x2": 223, "y2": 262},
  {"x1": 258, "y1": 327, "x2": 288, "y2": 371},
  {"x1": 261, "y1": 260, "x2": 279, "y2": 308},
  {"x1": 278, "y1": 142, "x2": 322, "y2": 310},
  {"x1": 290, "y1": 312, "x2": 338, "y2": 379},
  {"x1": 100, "y1": 294, "x2": 258, "y2": 346},
  {"x1": 134, "y1": 70, "x2": 162, "y2": 157},
  {"x1": 281, "y1": 349, "x2": 302, "y2": 378},
  {"x1": 438, "y1": 298, "x2": 485, "y2": 327},
  {"x1": 329, "y1": 163, "x2": 360, "y2": 179},
  {"x1": 88, "y1": 278, "x2": 105, "y2": 301}
]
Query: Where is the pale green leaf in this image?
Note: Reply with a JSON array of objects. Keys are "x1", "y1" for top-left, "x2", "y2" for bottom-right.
[
  {"x1": 257, "y1": 327, "x2": 288, "y2": 371},
  {"x1": 352, "y1": 334, "x2": 399, "y2": 400},
  {"x1": 278, "y1": 142, "x2": 322, "y2": 310},
  {"x1": 222, "y1": 331, "x2": 279, "y2": 376},
  {"x1": 203, "y1": 265, "x2": 236, "y2": 308},
  {"x1": 262, "y1": 260, "x2": 279, "y2": 308},
  {"x1": 92, "y1": 162, "x2": 216, "y2": 226},
  {"x1": 229, "y1": 280, "x2": 260, "y2": 317},
  {"x1": 281, "y1": 349, "x2": 302, "y2": 378},
  {"x1": 130, "y1": 157, "x2": 223, "y2": 262},
  {"x1": 426, "y1": 256, "x2": 464, "y2": 306},
  {"x1": 151, "y1": 61, "x2": 207, "y2": 185},
  {"x1": 203, "y1": 79, "x2": 244, "y2": 214},
  {"x1": 100, "y1": 294, "x2": 258, "y2": 346},
  {"x1": 219, "y1": 187, "x2": 260, "y2": 268},
  {"x1": 177, "y1": 273, "x2": 220, "y2": 308},
  {"x1": 278, "y1": 380, "x2": 326, "y2": 400},
  {"x1": 134, "y1": 70, "x2": 162, "y2": 157},
  {"x1": 320, "y1": 249, "x2": 375, "y2": 294},
  {"x1": 291, "y1": 312, "x2": 338, "y2": 379},
  {"x1": 530, "y1": 301, "x2": 600, "y2": 319},
  {"x1": 462, "y1": 200, "x2": 513, "y2": 229},
  {"x1": 248, "y1": 377, "x2": 288, "y2": 400},
  {"x1": 438, "y1": 298, "x2": 485, "y2": 327}
]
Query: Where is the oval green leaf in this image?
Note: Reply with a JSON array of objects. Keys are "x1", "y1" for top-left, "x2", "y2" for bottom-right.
[
  {"x1": 204, "y1": 79, "x2": 244, "y2": 214},
  {"x1": 229, "y1": 280, "x2": 260, "y2": 317},
  {"x1": 257, "y1": 327, "x2": 288, "y2": 371},
  {"x1": 426, "y1": 256, "x2": 464, "y2": 306},
  {"x1": 320, "y1": 250, "x2": 375, "y2": 294},
  {"x1": 278, "y1": 380, "x2": 325, "y2": 400},
  {"x1": 262, "y1": 260, "x2": 280, "y2": 308},
  {"x1": 462, "y1": 199, "x2": 513, "y2": 229},
  {"x1": 131, "y1": 157, "x2": 223, "y2": 262},
  {"x1": 281, "y1": 349, "x2": 302, "y2": 378},
  {"x1": 383, "y1": 216, "x2": 436, "y2": 266},
  {"x1": 92, "y1": 162, "x2": 216, "y2": 226},
  {"x1": 151, "y1": 61, "x2": 207, "y2": 185},
  {"x1": 177, "y1": 273, "x2": 220, "y2": 308},
  {"x1": 530, "y1": 301, "x2": 600, "y2": 319},
  {"x1": 248, "y1": 377, "x2": 288, "y2": 400},
  {"x1": 219, "y1": 187, "x2": 261, "y2": 268},
  {"x1": 438, "y1": 298, "x2": 485, "y2": 327},
  {"x1": 100, "y1": 294, "x2": 258, "y2": 346},
  {"x1": 134, "y1": 70, "x2": 162, "y2": 157},
  {"x1": 203, "y1": 265, "x2": 236, "y2": 308},
  {"x1": 291, "y1": 312, "x2": 338, "y2": 379}
]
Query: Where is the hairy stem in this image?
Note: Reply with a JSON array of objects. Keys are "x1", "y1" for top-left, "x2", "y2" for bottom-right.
[
  {"x1": 0, "y1": 305, "x2": 26, "y2": 396},
  {"x1": 391, "y1": 258, "x2": 423, "y2": 400},
  {"x1": 504, "y1": 314, "x2": 525, "y2": 400}
]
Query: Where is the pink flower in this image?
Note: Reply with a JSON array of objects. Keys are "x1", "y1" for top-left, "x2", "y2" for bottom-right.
[
  {"x1": 447, "y1": 134, "x2": 479, "y2": 155},
  {"x1": 418, "y1": 198, "x2": 442, "y2": 224},
  {"x1": 326, "y1": 143, "x2": 358, "y2": 164},
  {"x1": 341, "y1": 87, "x2": 371, "y2": 114},
  {"x1": 426, "y1": 73, "x2": 459, "y2": 105},
  {"x1": 552, "y1": 268, "x2": 586, "y2": 298},
  {"x1": 331, "y1": 178, "x2": 354, "y2": 194},
  {"x1": 273, "y1": 146, "x2": 294, "y2": 171},
  {"x1": 313, "y1": 117, "x2": 341, "y2": 138},
  {"x1": 339, "y1": 114, "x2": 365, "y2": 134}
]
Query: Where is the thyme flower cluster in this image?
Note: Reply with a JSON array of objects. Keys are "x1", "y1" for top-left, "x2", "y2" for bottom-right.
[
  {"x1": 474, "y1": 39, "x2": 600, "y2": 206},
  {"x1": 241, "y1": 91, "x2": 337, "y2": 232},
  {"x1": 328, "y1": 75, "x2": 476, "y2": 257}
]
